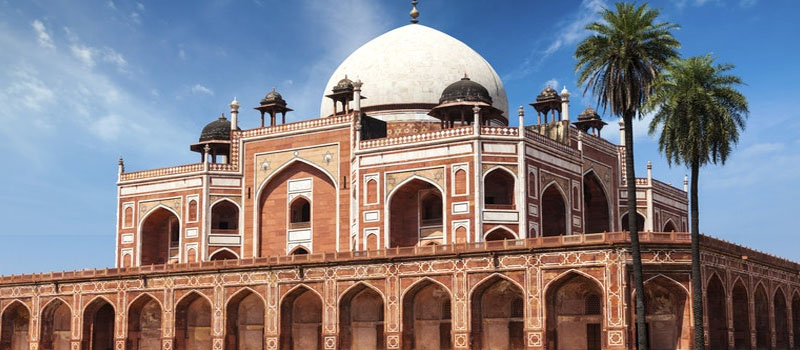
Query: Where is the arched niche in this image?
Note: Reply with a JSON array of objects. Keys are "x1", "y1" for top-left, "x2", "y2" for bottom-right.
[
  {"x1": 258, "y1": 161, "x2": 336, "y2": 257},
  {"x1": 662, "y1": 220, "x2": 677, "y2": 232},
  {"x1": 774, "y1": 288, "x2": 789, "y2": 350},
  {"x1": 641, "y1": 277, "x2": 690, "y2": 350},
  {"x1": 754, "y1": 284, "x2": 770, "y2": 350},
  {"x1": 339, "y1": 284, "x2": 385, "y2": 350},
  {"x1": 289, "y1": 197, "x2": 311, "y2": 229},
  {"x1": 227, "y1": 290, "x2": 265, "y2": 350},
  {"x1": 280, "y1": 286, "x2": 322, "y2": 350},
  {"x1": 484, "y1": 168, "x2": 515, "y2": 209},
  {"x1": 127, "y1": 295, "x2": 162, "y2": 350},
  {"x1": 211, "y1": 200, "x2": 239, "y2": 233},
  {"x1": 175, "y1": 293, "x2": 212, "y2": 350},
  {"x1": 1, "y1": 301, "x2": 30, "y2": 350},
  {"x1": 209, "y1": 249, "x2": 238, "y2": 261},
  {"x1": 582, "y1": 172, "x2": 610, "y2": 233},
  {"x1": 621, "y1": 211, "x2": 645, "y2": 232},
  {"x1": 388, "y1": 178, "x2": 444, "y2": 247},
  {"x1": 485, "y1": 227, "x2": 516, "y2": 241},
  {"x1": 706, "y1": 275, "x2": 728, "y2": 350},
  {"x1": 545, "y1": 272, "x2": 604, "y2": 350},
  {"x1": 470, "y1": 276, "x2": 524, "y2": 350},
  {"x1": 40, "y1": 299, "x2": 71, "y2": 350},
  {"x1": 541, "y1": 184, "x2": 567, "y2": 237},
  {"x1": 140, "y1": 207, "x2": 180, "y2": 265},
  {"x1": 82, "y1": 298, "x2": 115, "y2": 350},
  {"x1": 402, "y1": 280, "x2": 452, "y2": 350},
  {"x1": 732, "y1": 280, "x2": 751, "y2": 350}
]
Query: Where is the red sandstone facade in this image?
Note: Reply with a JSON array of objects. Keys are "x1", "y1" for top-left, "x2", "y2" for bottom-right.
[{"x1": 1, "y1": 19, "x2": 799, "y2": 350}]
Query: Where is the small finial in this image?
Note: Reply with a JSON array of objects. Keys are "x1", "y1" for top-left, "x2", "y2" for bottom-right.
[
  {"x1": 410, "y1": 1, "x2": 419, "y2": 24},
  {"x1": 220, "y1": 112, "x2": 227, "y2": 120},
  {"x1": 518, "y1": 105, "x2": 524, "y2": 117},
  {"x1": 647, "y1": 160, "x2": 652, "y2": 169},
  {"x1": 230, "y1": 97, "x2": 240, "y2": 110},
  {"x1": 203, "y1": 144, "x2": 211, "y2": 153},
  {"x1": 118, "y1": 157, "x2": 124, "y2": 166}
]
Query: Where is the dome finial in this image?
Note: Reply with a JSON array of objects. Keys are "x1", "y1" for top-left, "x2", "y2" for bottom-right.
[{"x1": 410, "y1": 1, "x2": 419, "y2": 24}]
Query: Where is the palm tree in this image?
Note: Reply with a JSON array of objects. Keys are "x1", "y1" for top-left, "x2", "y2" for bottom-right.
[
  {"x1": 647, "y1": 54, "x2": 748, "y2": 350},
  {"x1": 575, "y1": 3, "x2": 679, "y2": 349}
]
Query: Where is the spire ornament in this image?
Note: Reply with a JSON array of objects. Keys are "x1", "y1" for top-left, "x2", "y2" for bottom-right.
[{"x1": 410, "y1": 1, "x2": 419, "y2": 24}]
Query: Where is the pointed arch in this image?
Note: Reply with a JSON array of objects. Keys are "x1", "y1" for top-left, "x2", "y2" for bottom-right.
[
  {"x1": 386, "y1": 176, "x2": 445, "y2": 248},
  {"x1": 640, "y1": 275, "x2": 690, "y2": 350},
  {"x1": 792, "y1": 291, "x2": 800, "y2": 350},
  {"x1": 469, "y1": 273, "x2": 525, "y2": 350},
  {"x1": 662, "y1": 219, "x2": 677, "y2": 232},
  {"x1": 401, "y1": 278, "x2": 453, "y2": 350},
  {"x1": 40, "y1": 298, "x2": 71, "y2": 350},
  {"x1": 210, "y1": 198, "x2": 241, "y2": 233},
  {"x1": 257, "y1": 158, "x2": 337, "y2": 257},
  {"x1": 620, "y1": 211, "x2": 645, "y2": 232},
  {"x1": 127, "y1": 293, "x2": 162, "y2": 350},
  {"x1": 288, "y1": 195, "x2": 311, "y2": 229},
  {"x1": 339, "y1": 282, "x2": 386, "y2": 350},
  {"x1": 138, "y1": 204, "x2": 181, "y2": 266},
  {"x1": 174, "y1": 291, "x2": 212, "y2": 350},
  {"x1": 774, "y1": 286, "x2": 790, "y2": 350},
  {"x1": 541, "y1": 182, "x2": 568, "y2": 237},
  {"x1": 483, "y1": 225, "x2": 518, "y2": 241},
  {"x1": 226, "y1": 288, "x2": 266, "y2": 350},
  {"x1": 279, "y1": 284, "x2": 322, "y2": 350},
  {"x1": 732, "y1": 278, "x2": 751, "y2": 350},
  {"x1": 706, "y1": 274, "x2": 728, "y2": 350},
  {"x1": 754, "y1": 282, "x2": 770, "y2": 350},
  {"x1": 82, "y1": 296, "x2": 115, "y2": 350},
  {"x1": 544, "y1": 271, "x2": 604, "y2": 350},
  {"x1": 209, "y1": 248, "x2": 239, "y2": 261},
  {"x1": 289, "y1": 245, "x2": 310, "y2": 255},
  {"x1": 1, "y1": 300, "x2": 30, "y2": 350},
  {"x1": 483, "y1": 166, "x2": 517, "y2": 209},
  {"x1": 582, "y1": 170, "x2": 611, "y2": 233},
  {"x1": 643, "y1": 274, "x2": 690, "y2": 295}
]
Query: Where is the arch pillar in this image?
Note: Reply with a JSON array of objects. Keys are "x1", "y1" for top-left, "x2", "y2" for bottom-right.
[
  {"x1": 323, "y1": 275, "x2": 338, "y2": 350},
  {"x1": 162, "y1": 288, "x2": 174, "y2": 350},
  {"x1": 452, "y1": 269, "x2": 470, "y2": 350},
  {"x1": 387, "y1": 270, "x2": 401, "y2": 349},
  {"x1": 524, "y1": 265, "x2": 543, "y2": 350},
  {"x1": 265, "y1": 278, "x2": 279, "y2": 350},
  {"x1": 212, "y1": 285, "x2": 225, "y2": 350}
]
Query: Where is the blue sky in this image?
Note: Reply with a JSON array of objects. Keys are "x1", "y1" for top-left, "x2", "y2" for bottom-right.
[{"x1": 0, "y1": 0, "x2": 798, "y2": 274}]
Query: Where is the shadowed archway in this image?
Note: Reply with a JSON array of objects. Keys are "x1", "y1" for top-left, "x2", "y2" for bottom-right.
[
  {"x1": 40, "y1": 299, "x2": 71, "y2": 350},
  {"x1": 470, "y1": 276, "x2": 524, "y2": 350},
  {"x1": 127, "y1": 295, "x2": 162, "y2": 350},
  {"x1": 82, "y1": 298, "x2": 115, "y2": 350},
  {"x1": 545, "y1": 273, "x2": 603, "y2": 350},
  {"x1": 227, "y1": 289, "x2": 265, "y2": 350},
  {"x1": 582, "y1": 172, "x2": 610, "y2": 233},
  {"x1": 1, "y1": 301, "x2": 30, "y2": 350},
  {"x1": 280, "y1": 286, "x2": 322, "y2": 350},
  {"x1": 402, "y1": 280, "x2": 452, "y2": 350},
  {"x1": 175, "y1": 293, "x2": 212, "y2": 350},
  {"x1": 732, "y1": 281, "x2": 751, "y2": 350},
  {"x1": 140, "y1": 207, "x2": 180, "y2": 265},
  {"x1": 706, "y1": 275, "x2": 728, "y2": 350},
  {"x1": 339, "y1": 284, "x2": 385, "y2": 350},
  {"x1": 541, "y1": 185, "x2": 567, "y2": 237}
]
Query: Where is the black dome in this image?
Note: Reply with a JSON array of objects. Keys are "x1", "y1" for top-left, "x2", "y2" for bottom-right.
[
  {"x1": 439, "y1": 76, "x2": 492, "y2": 105},
  {"x1": 260, "y1": 88, "x2": 286, "y2": 105},
  {"x1": 332, "y1": 76, "x2": 354, "y2": 93},
  {"x1": 536, "y1": 86, "x2": 561, "y2": 102},
  {"x1": 578, "y1": 106, "x2": 601, "y2": 121},
  {"x1": 199, "y1": 114, "x2": 231, "y2": 142}
]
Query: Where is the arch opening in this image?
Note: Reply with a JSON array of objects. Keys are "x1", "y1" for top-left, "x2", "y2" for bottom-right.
[
  {"x1": 210, "y1": 249, "x2": 237, "y2": 261},
  {"x1": 402, "y1": 281, "x2": 452, "y2": 350},
  {"x1": 706, "y1": 276, "x2": 728, "y2": 349},
  {"x1": 280, "y1": 287, "x2": 322, "y2": 350},
  {"x1": 82, "y1": 299, "x2": 115, "y2": 350},
  {"x1": 289, "y1": 198, "x2": 311, "y2": 229},
  {"x1": 339, "y1": 284, "x2": 385, "y2": 350},
  {"x1": 792, "y1": 293, "x2": 800, "y2": 350},
  {"x1": 545, "y1": 273, "x2": 603, "y2": 350},
  {"x1": 621, "y1": 212, "x2": 645, "y2": 232},
  {"x1": 541, "y1": 185, "x2": 567, "y2": 237},
  {"x1": 755, "y1": 285, "x2": 770, "y2": 350},
  {"x1": 1, "y1": 302, "x2": 30, "y2": 350},
  {"x1": 127, "y1": 295, "x2": 162, "y2": 350},
  {"x1": 582, "y1": 172, "x2": 610, "y2": 233},
  {"x1": 41, "y1": 299, "x2": 71, "y2": 350},
  {"x1": 258, "y1": 162, "x2": 336, "y2": 257},
  {"x1": 485, "y1": 228, "x2": 516, "y2": 241},
  {"x1": 141, "y1": 207, "x2": 180, "y2": 265},
  {"x1": 484, "y1": 169, "x2": 515, "y2": 209},
  {"x1": 641, "y1": 278, "x2": 690, "y2": 350},
  {"x1": 389, "y1": 179, "x2": 444, "y2": 247},
  {"x1": 774, "y1": 289, "x2": 789, "y2": 350},
  {"x1": 732, "y1": 281, "x2": 751, "y2": 350},
  {"x1": 211, "y1": 200, "x2": 239, "y2": 233},
  {"x1": 662, "y1": 220, "x2": 677, "y2": 232},
  {"x1": 175, "y1": 293, "x2": 212, "y2": 350},
  {"x1": 470, "y1": 276, "x2": 524, "y2": 350},
  {"x1": 227, "y1": 290, "x2": 265, "y2": 350}
]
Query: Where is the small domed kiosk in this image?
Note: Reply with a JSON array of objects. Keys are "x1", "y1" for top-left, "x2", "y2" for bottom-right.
[{"x1": 429, "y1": 75, "x2": 505, "y2": 128}]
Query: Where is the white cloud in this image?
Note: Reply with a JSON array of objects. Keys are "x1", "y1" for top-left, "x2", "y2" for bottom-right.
[
  {"x1": 101, "y1": 48, "x2": 127, "y2": 68},
  {"x1": 191, "y1": 84, "x2": 214, "y2": 96},
  {"x1": 89, "y1": 114, "x2": 125, "y2": 140},
  {"x1": 545, "y1": 79, "x2": 560, "y2": 90},
  {"x1": 503, "y1": 0, "x2": 607, "y2": 81},
  {"x1": 31, "y1": 20, "x2": 54, "y2": 49},
  {"x1": 70, "y1": 45, "x2": 95, "y2": 67},
  {"x1": 106, "y1": 1, "x2": 116, "y2": 10},
  {"x1": 136, "y1": 3, "x2": 145, "y2": 12},
  {"x1": 2, "y1": 68, "x2": 55, "y2": 113}
]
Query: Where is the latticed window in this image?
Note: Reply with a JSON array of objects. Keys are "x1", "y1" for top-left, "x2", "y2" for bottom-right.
[{"x1": 585, "y1": 294, "x2": 602, "y2": 315}]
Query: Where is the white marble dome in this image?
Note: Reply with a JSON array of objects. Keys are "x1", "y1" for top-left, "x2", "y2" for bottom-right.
[{"x1": 320, "y1": 24, "x2": 508, "y2": 120}]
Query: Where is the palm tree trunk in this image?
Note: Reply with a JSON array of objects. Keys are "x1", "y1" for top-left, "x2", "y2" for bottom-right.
[
  {"x1": 624, "y1": 113, "x2": 649, "y2": 350},
  {"x1": 691, "y1": 162, "x2": 705, "y2": 349}
]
